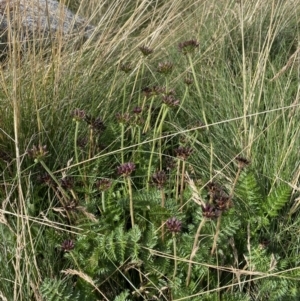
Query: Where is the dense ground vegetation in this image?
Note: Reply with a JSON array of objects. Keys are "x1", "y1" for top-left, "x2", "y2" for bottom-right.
[{"x1": 1, "y1": 0, "x2": 300, "y2": 300}]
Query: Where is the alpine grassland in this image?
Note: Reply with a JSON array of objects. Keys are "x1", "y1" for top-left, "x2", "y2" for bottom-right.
[{"x1": 1, "y1": 0, "x2": 300, "y2": 300}]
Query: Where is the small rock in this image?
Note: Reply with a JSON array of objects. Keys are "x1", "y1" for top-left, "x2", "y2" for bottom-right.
[{"x1": 0, "y1": 0, "x2": 97, "y2": 52}]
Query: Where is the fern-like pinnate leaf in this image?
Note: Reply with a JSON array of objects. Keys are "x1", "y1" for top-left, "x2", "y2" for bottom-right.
[
  {"x1": 114, "y1": 290, "x2": 130, "y2": 301},
  {"x1": 264, "y1": 185, "x2": 291, "y2": 218},
  {"x1": 235, "y1": 171, "x2": 263, "y2": 212},
  {"x1": 40, "y1": 278, "x2": 74, "y2": 301},
  {"x1": 219, "y1": 214, "x2": 241, "y2": 237}
]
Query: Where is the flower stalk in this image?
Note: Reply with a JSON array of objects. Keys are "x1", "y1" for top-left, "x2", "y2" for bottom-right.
[
  {"x1": 172, "y1": 232, "x2": 178, "y2": 279},
  {"x1": 166, "y1": 217, "x2": 182, "y2": 280},
  {"x1": 117, "y1": 162, "x2": 136, "y2": 227},
  {"x1": 127, "y1": 176, "x2": 134, "y2": 227},
  {"x1": 186, "y1": 217, "x2": 206, "y2": 286}
]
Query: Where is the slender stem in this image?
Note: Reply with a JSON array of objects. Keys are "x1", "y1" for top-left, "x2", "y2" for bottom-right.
[
  {"x1": 147, "y1": 105, "x2": 164, "y2": 189},
  {"x1": 143, "y1": 96, "x2": 154, "y2": 134},
  {"x1": 187, "y1": 54, "x2": 208, "y2": 128},
  {"x1": 180, "y1": 160, "x2": 186, "y2": 211},
  {"x1": 230, "y1": 167, "x2": 242, "y2": 199},
  {"x1": 122, "y1": 79, "x2": 127, "y2": 113},
  {"x1": 38, "y1": 160, "x2": 68, "y2": 205},
  {"x1": 186, "y1": 217, "x2": 206, "y2": 286},
  {"x1": 211, "y1": 214, "x2": 222, "y2": 255},
  {"x1": 209, "y1": 140, "x2": 213, "y2": 179},
  {"x1": 89, "y1": 128, "x2": 93, "y2": 160},
  {"x1": 161, "y1": 189, "x2": 165, "y2": 241},
  {"x1": 158, "y1": 138, "x2": 163, "y2": 170},
  {"x1": 69, "y1": 189, "x2": 78, "y2": 202},
  {"x1": 127, "y1": 177, "x2": 134, "y2": 227},
  {"x1": 156, "y1": 106, "x2": 169, "y2": 170},
  {"x1": 120, "y1": 124, "x2": 125, "y2": 164},
  {"x1": 153, "y1": 105, "x2": 164, "y2": 135},
  {"x1": 138, "y1": 61, "x2": 145, "y2": 107},
  {"x1": 175, "y1": 85, "x2": 188, "y2": 116},
  {"x1": 172, "y1": 233, "x2": 177, "y2": 280},
  {"x1": 69, "y1": 252, "x2": 81, "y2": 270},
  {"x1": 137, "y1": 125, "x2": 141, "y2": 145},
  {"x1": 74, "y1": 121, "x2": 84, "y2": 180},
  {"x1": 131, "y1": 125, "x2": 136, "y2": 143},
  {"x1": 101, "y1": 191, "x2": 106, "y2": 213},
  {"x1": 74, "y1": 121, "x2": 80, "y2": 165},
  {"x1": 165, "y1": 78, "x2": 169, "y2": 95},
  {"x1": 175, "y1": 160, "x2": 181, "y2": 203},
  {"x1": 147, "y1": 141, "x2": 157, "y2": 191},
  {"x1": 156, "y1": 106, "x2": 169, "y2": 135}
]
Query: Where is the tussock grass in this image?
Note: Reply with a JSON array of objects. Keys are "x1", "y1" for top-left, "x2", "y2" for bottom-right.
[{"x1": 1, "y1": 0, "x2": 300, "y2": 299}]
